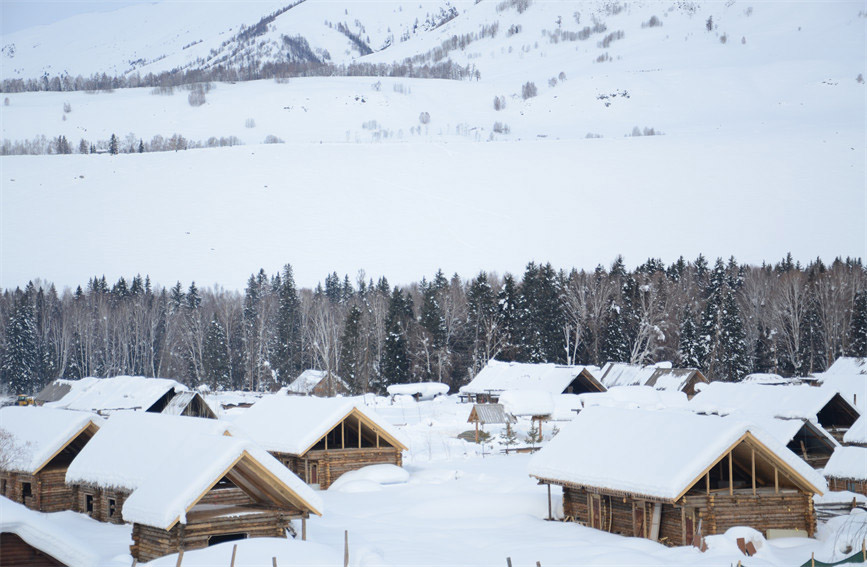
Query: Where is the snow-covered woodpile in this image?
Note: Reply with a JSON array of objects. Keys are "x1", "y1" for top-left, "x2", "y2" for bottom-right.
[
  {"x1": 459, "y1": 360, "x2": 604, "y2": 403},
  {"x1": 0, "y1": 407, "x2": 100, "y2": 514},
  {"x1": 597, "y1": 363, "x2": 709, "y2": 398},
  {"x1": 529, "y1": 407, "x2": 827, "y2": 545},
  {"x1": 233, "y1": 396, "x2": 407, "y2": 489}
]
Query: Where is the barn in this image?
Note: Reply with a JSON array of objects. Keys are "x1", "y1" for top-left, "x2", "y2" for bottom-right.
[
  {"x1": 528, "y1": 407, "x2": 826, "y2": 545},
  {"x1": 233, "y1": 396, "x2": 407, "y2": 489},
  {"x1": 0, "y1": 406, "x2": 100, "y2": 513}
]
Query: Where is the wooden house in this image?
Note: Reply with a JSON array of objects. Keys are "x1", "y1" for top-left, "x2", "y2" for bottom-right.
[
  {"x1": 283, "y1": 369, "x2": 351, "y2": 397},
  {"x1": 598, "y1": 363, "x2": 709, "y2": 398},
  {"x1": 528, "y1": 407, "x2": 826, "y2": 546},
  {"x1": 815, "y1": 357, "x2": 867, "y2": 415},
  {"x1": 0, "y1": 406, "x2": 100, "y2": 513},
  {"x1": 843, "y1": 415, "x2": 867, "y2": 447},
  {"x1": 691, "y1": 382, "x2": 860, "y2": 443},
  {"x1": 65, "y1": 411, "x2": 322, "y2": 562},
  {"x1": 39, "y1": 376, "x2": 216, "y2": 418},
  {"x1": 459, "y1": 360, "x2": 605, "y2": 404},
  {"x1": 234, "y1": 396, "x2": 407, "y2": 489},
  {"x1": 823, "y1": 446, "x2": 867, "y2": 496},
  {"x1": 1, "y1": 496, "x2": 132, "y2": 567},
  {"x1": 749, "y1": 417, "x2": 838, "y2": 469}
]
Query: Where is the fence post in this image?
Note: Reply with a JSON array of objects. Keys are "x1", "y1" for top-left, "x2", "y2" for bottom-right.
[
  {"x1": 175, "y1": 550, "x2": 184, "y2": 567},
  {"x1": 344, "y1": 530, "x2": 349, "y2": 567},
  {"x1": 230, "y1": 544, "x2": 238, "y2": 567}
]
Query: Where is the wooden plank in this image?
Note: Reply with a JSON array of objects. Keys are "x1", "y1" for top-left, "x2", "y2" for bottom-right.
[
  {"x1": 728, "y1": 453, "x2": 733, "y2": 496},
  {"x1": 775, "y1": 467, "x2": 779, "y2": 494},
  {"x1": 357, "y1": 417, "x2": 361, "y2": 448},
  {"x1": 751, "y1": 449, "x2": 756, "y2": 496},
  {"x1": 341, "y1": 421, "x2": 345, "y2": 449}
]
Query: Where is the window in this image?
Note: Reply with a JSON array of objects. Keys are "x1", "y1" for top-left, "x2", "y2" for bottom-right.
[
  {"x1": 85, "y1": 494, "x2": 94, "y2": 514},
  {"x1": 108, "y1": 498, "x2": 116, "y2": 518},
  {"x1": 208, "y1": 533, "x2": 247, "y2": 546},
  {"x1": 21, "y1": 482, "x2": 32, "y2": 500}
]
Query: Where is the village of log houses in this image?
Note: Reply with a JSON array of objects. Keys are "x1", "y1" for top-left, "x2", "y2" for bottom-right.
[{"x1": 0, "y1": 357, "x2": 866, "y2": 566}]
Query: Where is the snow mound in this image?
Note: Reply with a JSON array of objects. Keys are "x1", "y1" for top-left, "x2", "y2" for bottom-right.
[
  {"x1": 329, "y1": 464, "x2": 409, "y2": 491},
  {"x1": 387, "y1": 382, "x2": 449, "y2": 400},
  {"x1": 144, "y1": 536, "x2": 342, "y2": 566}
]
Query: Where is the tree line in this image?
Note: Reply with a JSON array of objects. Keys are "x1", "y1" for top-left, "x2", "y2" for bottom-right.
[{"x1": 1, "y1": 255, "x2": 865, "y2": 396}]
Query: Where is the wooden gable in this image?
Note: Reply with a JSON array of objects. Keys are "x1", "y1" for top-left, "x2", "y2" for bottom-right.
[
  {"x1": 34, "y1": 421, "x2": 100, "y2": 474},
  {"x1": 563, "y1": 369, "x2": 606, "y2": 394},
  {"x1": 302, "y1": 408, "x2": 407, "y2": 455}
]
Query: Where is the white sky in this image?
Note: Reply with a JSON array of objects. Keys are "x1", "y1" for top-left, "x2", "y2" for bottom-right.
[{"x1": 1, "y1": 1, "x2": 152, "y2": 35}]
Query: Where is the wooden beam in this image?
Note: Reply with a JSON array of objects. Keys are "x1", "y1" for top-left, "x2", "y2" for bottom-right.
[
  {"x1": 325, "y1": 430, "x2": 328, "y2": 451},
  {"x1": 547, "y1": 484, "x2": 552, "y2": 520},
  {"x1": 705, "y1": 472, "x2": 709, "y2": 495},
  {"x1": 376, "y1": 430, "x2": 380, "y2": 448},
  {"x1": 341, "y1": 421, "x2": 345, "y2": 450},
  {"x1": 475, "y1": 421, "x2": 479, "y2": 444},
  {"x1": 728, "y1": 453, "x2": 733, "y2": 496},
  {"x1": 302, "y1": 517, "x2": 306, "y2": 541},
  {"x1": 751, "y1": 449, "x2": 756, "y2": 496},
  {"x1": 358, "y1": 417, "x2": 361, "y2": 449},
  {"x1": 774, "y1": 467, "x2": 779, "y2": 493}
]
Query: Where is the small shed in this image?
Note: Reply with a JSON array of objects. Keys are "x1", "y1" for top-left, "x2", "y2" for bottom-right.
[
  {"x1": 598, "y1": 363, "x2": 709, "y2": 398},
  {"x1": 283, "y1": 369, "x2": 351, "y2": 397},
  {"x1": 0, "y1": 406, "x2": 100, "y2": 513},
  {"x1": 459, "y1": 360, "x2": 604, "y2": 403},
  {"x1": 824, "y1": 446, "x2": 867, "y2": 496},
  {"x1": 233, "y1": 396, "x2": 407, "y2": 489},
  {"x1": 529, "y1": 407, "x2": 826, "y2": 545},
  {"x1": 467, "y1": 403, "x2": 515, "y2": 443}
]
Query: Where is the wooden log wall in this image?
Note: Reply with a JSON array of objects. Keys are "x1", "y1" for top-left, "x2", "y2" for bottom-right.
[
  {"x1": 657, "y1": 503, "x2": 683, "y2": 545},
  {"x1": 0, "y1": 533, "x2": 65, "y2": 566},
  {"x1": 0, "y1": 470, "x2": 73, "y2": 514},
  {"x1": 70, "y1": 484, "x2": 129, "y2": 524},
  {"x1": 274, "y1": 448, "x2": 401, "y2": 489},
  {"x1": 683, "y1": 491, "x2": 815, "y2": 537},
  {"x1": 828, "y1": 477, "x2": 867, "y2": 497},
  {"x1": 198, "y1": 486, "x2": 255, "y2": 506},
  {"x1": 131, "y1": 510, "x2": 290, "y2": 563}
]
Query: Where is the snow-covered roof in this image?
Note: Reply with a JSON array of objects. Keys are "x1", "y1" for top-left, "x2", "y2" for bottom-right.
[
  {"x1": 843, "y1": 415, "x2": 867, "y2": 445},
  {"x1": 528, "y1": 406, "x2": 826, "y2": 501},
  {"x1": 499, "y1": 390, "x2": 554, "y2": 417},
  {"x1": 232, "y1": 395, "x2": 407, "y2": 455},
  {"x1": 283, "y1": 369, "x2": 349, "y2": 395},
  {"x1": 690, "y1": 382, "x2": 856, "y2": 422},
  {"x1": 823, "y1": 446, "x2": 867, "y2": 480},
  {"x1": 0, "y1": 406, "x2": 100, "y2": 474},
  {"x1": 387, "y1": 382, "x2": 449, "y2": 400},
  {"x1": 66, "y1": 412, "x2": 231, "y2": 491},
  {"x1": 468, "y1": 404, "x2": 515, "y2": 425},
  {"x1": 120, "y1": 439, "x2": 323, "y2": 530},
  {"x1": 814, "y1": 373, "x2": 867, "y2": 414},
  {"x1": 744, "y1": 416, "x2": 838, "y2": 449},
  {"x1": 577, "y1": 386, "x2": 690, "y2": 412},
  {"x1": 598, "y1": 362, "x2": 706, "y2": 393},
  {"x1": 43, "y1": 376, "x2": 186, "y2": 414},
  {"x1": 824, "y1": 357, "x2": 867, "y2": 375},
  {"x1": 460, "y1": 360, "x2": 603, "y2": 396},
  {"x1": 742, "y1": 373, "x2": 795, "y2": 385},
  {"x1": 0, "y1": 498, "x2": 131, "y2": 567}
]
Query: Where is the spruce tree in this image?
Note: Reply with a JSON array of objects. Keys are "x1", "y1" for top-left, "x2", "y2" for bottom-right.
[
  {"x1": 848, "y1": 290, "x2": 867, "y2": 356},
  {"x1": 497, "y1": 274, "x2": 520, "y2": 361},
  {"x1": 109, "y1": 134, "x2": 119, "y2": 155},
  {"x1": 203, "y1": 315, "x2": 230, "y2": 390},
  {"x1": 380, "y1": 288, "x2": 412, "y2": 388},
  {"x1": 1, "y1": 295, "x2": 38, "y2": 394},
  {"x1": 717, "y1": 286, "x2": 750, "y2": 381},
  {"x1": 341, "y1": 305, "x2": 363, "y2": 393},
  {"x1": 274, "y1": 264, "x2": 302, "y2": 382},
  {"x1": 601, "y1": 302, "x2": 629, "y2": 363},
  {"x1": 677, "y1": 306, "x2": 700, "y2": 368}
]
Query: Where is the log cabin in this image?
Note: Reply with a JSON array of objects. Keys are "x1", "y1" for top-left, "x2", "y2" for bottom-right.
[
  {"x1": 64, "y1": 411, "x2": 322, "y2": 562},
  {"x1": 282, "y1": 369, "x2": 351, "y2": 397},
  {"x1": 0, "y1": 406, "x2": 100, "y2": 513},
  {"x1": 597, "y1": 363, "x2": 709, "y2": 398},
  {"x1": 38, "y1": 376, "x2": 216, "y2": 419},
  {"x1": 233, "y1": 396, "x2": 407, "y2": 489},
  {"x1": 459, "y1": 360, "x2": 605, "y2": 403},
  {"x1": 691, "y1": 382, "x2": 860, "y2": 443},
  {"x1": 823, "y1": 446, "x2": 867, "y2": 497},
  {"x1": 528, "y1": 407, "x2": 826, "y2": 546}
]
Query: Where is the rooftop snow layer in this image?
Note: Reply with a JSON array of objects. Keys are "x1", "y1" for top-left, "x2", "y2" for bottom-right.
[
  {"x1": 824, "y1": 358, "x2": 867, "y2": 375},
  {"x1": 0, "y1": 406, "x2": 99, "y2": 474},
  {"x1": 844, "y1": 415, "x2": 867, "y2": 445},
  {"x1": 528, "y1": 406, "x2": 826, "y2": 500},
  {"x1": 823, "y1": 446, "x2": 867, "y2": 480},
  {"x1": 577, "y1": 386, "x2": 689, "y2": 412},
  {"x1": 460, "y1": 360, "x2": 601, "y2": 396},
  {"x1": 120, "y1": 438, "x2": 323, "y2": 529},
  {"x1": 284, "y1": 369, "x2": 349, "y2": 395},
  {"x1": 814, "y1": 373, "x2": 866, "y2": 413},
  {"x1": 598, "y1": 363, "x2": 704, "y2": 392},
  {"x1": 44, "y1": 375, "x2": 186, "y2": 414},
  {"x1": 386, "y1": 382, "x2": 449, "y2": 399},
  {"x1": 66, "y1": 411, "x2": 230, "y2": 491},
  {"x1": 0, "y1": 498, "x2": 131, "y2": 567},
  {"x1": 232, "y1": 395, "x2": 407, "y2": 455},
  {"x1": 690, "y1": 382, "x2": 852, "y2": 421},
  {"x1": 499, "y1": 390, "x2": 555, "y2": 417}
]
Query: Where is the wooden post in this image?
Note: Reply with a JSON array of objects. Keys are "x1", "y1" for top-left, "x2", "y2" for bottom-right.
[
  {"x1": 302, "y1": 517, "x2": 307, "y2": 541},
  {"x1": 344, "y1": 530, "x2": 349, "y2": 567},
  {"x1": 506, "y1": 558, "x2": 512, "y2": 567},
  {"x1": 175, "y1": 550, "x2": 184, "y2": 567},
  {"x1": 774, "y1": 467, "x2": 779, "y2": 493},
  {"x1": 272, "y1": 558, "x2": 277, "y2": 567},
  {"x1": 304, "y1": 458, "x2": 309, "y2": 483},
  {"x1": 230, "y1": 544, "x2": 237, "y2": 567},
  {"x1": 547, "y1": 483, "x2": 552, "y2": 520},
  {"x1": 705, "y1": 472, "x2": 710, "y2": 494},
  {"x1": 325, "y1": 430, "x2": 328, "y2": 451},
  {"x1": 751, "y1": 449, "x2": 756, "y2": 496},
  {"x1": 728, "y1": 453, "x2": 733, "y2": 496},
  {"x1": 376, "y1": 430, "x2": 380, "y2": 448},
  {"x1": 131, "y1": 560, "x2": 137, "y2": 567},
  {"x1": 341, "y1": 421, "x2": 345, "y2": 449},
  {"x1": 475, "y1": 420, "x2": 479, "y2": 444},
  {"x1": 358, "y1": 417, "x2": 362, "y2": 448},
  {"x1": 811, "y1": 552, "x2": 815, "y2": 567}
]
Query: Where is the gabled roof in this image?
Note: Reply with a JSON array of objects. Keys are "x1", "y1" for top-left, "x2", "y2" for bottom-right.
[
  {"x1": 161, "y1": 390, "x2": 216, "y2": 419},
  {"x1": 598, "y1": 363, "x2": 707, "y2": 393},
  {"x1": 844, "y1": 415, "x2": 867, "y2": 445},
  {"x1": 232, "y1": 395, "x2": 407, "y2": 455},
  {"x1": 528, "y1": 406, "x2": 826, "y2": 501},
  {"x1": 66, "y1": 412, "x2": 231, "y2": 491},
  {"x1": 283, "y1": 369, "x2": 350, "y2": 395},
  {"x1": 823, "y1": 446, "x2": 867, "y2": 481},
  {"x1": 814, "y1": 372, "x2": 866, "y2": 413},
  {"x1": 690, "y1": 382, "x2": 858, "y2": 422},
  {"x1": 467, "y1": 404, "x2": 515, "y2": 425},
  {"x1": 0, "y1": 499, "x2": 130, "y2": 567},
  {"x1": 120, "y1": 438, "x2": 323, "y2": 530},
  {"x1": 42, "y1": 376, "x2": 186, "y2": 414},
  {"x1": 745, "y1": 416, "x2": 838, "y2": 449},
  {"x1": 824, "y1": 357, "x2": 867, "y2": 375},
  {"x1": 577, "y1": 386, "x2": 690, "y2": 411},
  {"x1": 0, "y1": 406, "x2": 100, "y2": 474},
  {"x1": 499, "y1": 390, "x2": 554, "y2": 417},
  {"x1": 459, "y1": 360, "x2": 604, "y2": 396}
]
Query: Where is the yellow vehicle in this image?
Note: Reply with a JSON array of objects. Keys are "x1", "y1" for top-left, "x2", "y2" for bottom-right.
[{"x1": 16, "y1": 394, "x2": 34, "y2": 406}]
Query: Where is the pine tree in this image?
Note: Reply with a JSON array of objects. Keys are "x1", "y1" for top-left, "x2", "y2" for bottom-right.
[
  {"x1": 497, "y1": 274, "x2": 520, "y2": 361},
  {"x1": 848, "y1": 290, "x2": 867, "y2": 356},
  {"x1": 381, "y1": 288, "x2": 412, "y2": 388},
  {"x1": 717, "y1": 286, "x2": 750, "y2": 381},
  {"x1": 109, "y1": 134, "x2": 119, "y2": 155},
  {"x1": 601, "y1": 301, "x2": 629, "y2": 363},
  {"x1": 1, "y1": 295, "x2": 38, "y2": 394},
  {"x1": 138, "y1": 139, "x2": 144, "y2": 153},
  {"x1": 752, "y1": 321, "x2": 775, "y2": 373},
  {"x1": 203, "y1": 315, "x2": 230, "y2": 390},
  {"x1": 341, "y1": 305, "x2": 363, "y2": 393},
  {"x1": 677, "y1": 306, "x2": 700, "y2": 368}
]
